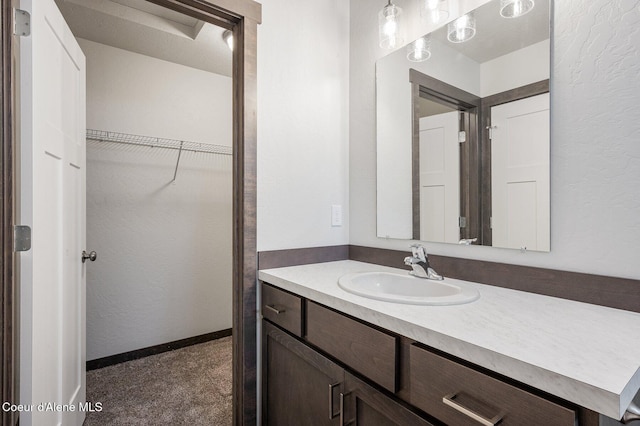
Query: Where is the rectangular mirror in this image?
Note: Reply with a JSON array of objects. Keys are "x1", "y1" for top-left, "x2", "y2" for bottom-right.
[{"x1": 376, "y1": 0, "x2": 551, "y2": 251}]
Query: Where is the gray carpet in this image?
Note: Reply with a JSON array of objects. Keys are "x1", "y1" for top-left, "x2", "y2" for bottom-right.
[{"x1": 84, "y1": 337, "x2": 232, "y2": 426}]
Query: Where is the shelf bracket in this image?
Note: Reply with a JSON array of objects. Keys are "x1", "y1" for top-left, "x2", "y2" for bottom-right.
[{"x1": 171, "y1": 141, "x2": 184, "y2": 183}]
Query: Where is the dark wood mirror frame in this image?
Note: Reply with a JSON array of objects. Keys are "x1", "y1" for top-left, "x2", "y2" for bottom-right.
[{"x1": 0, "y1": 0, "x2": 261, "y2": 424}]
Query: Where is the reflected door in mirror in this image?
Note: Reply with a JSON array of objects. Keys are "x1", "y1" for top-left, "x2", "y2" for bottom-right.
[
  {"x1": 419, "y1": 111, "x2": 460, "y2": 243},
  {"x1": 491, "y1": 93, "x2": 550, "y2": 251}
]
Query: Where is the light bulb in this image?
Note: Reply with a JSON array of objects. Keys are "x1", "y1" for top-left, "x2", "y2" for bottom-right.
[
  {"x1": 378, "y1": 1, "x2": 404, "y2": 49},
  {"x1": 421, "y1": 0, "x2": 449, "y2": 25},
  {"x1": 407, "y1": 35, "x2": 431, "y2": 62},
  {"x1": 447, "y1": 13, "x2": 476, "y2": 43},
  {"x1": 384, "y1": 15, "x2": 397, "y2": 37}
]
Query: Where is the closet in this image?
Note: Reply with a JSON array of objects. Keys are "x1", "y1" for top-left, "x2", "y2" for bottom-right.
[{"x1": 79, "y1": 37, "x2": 233, "y2": 363}]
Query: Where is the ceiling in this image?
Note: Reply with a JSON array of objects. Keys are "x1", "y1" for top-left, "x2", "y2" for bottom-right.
[
  {"x1": 55, "y1": 0, "x2": 232, "y2": 77},
  {"x1": 429, "y1": 0, "x2": 550, "y2": 63}
]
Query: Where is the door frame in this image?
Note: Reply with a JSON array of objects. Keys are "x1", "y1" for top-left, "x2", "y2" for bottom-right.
[
  {"x1": 1, "y1": 0, "x2": 261, "y2": 424},
  {"x1": 1, "y1": 0, "x2": 18, "y2": 425},
  {"x1": 409, "y1": 68, "x2": 481, "y2": 243}
]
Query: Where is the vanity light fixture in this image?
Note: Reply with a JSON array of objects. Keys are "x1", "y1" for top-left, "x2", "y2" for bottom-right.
[
  {"x1": 421, "y1": 0, "x2": 449, "y2": 25},
  {"x1": 222, "y1": 29, "x2": 234, "y2": 51},
  {"x1": 447, "y1": 13, "x2": 476, "y2": 43},
  {"x1": 378, "y1": 0, "x2": 404, "y2": 49},
  {"x1": 500, "y1": 0, "x2": 535, "y2": 18},
  {"x1": 407, "y1": 35, "x2": 431, "y2": 62}
]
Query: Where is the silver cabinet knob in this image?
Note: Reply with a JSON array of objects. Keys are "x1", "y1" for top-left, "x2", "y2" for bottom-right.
[{"x1": 82, "y1": 250, "x2": 97, "y2": 263}]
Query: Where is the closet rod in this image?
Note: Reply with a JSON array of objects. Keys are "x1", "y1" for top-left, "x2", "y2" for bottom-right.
[{"x1": 86, "y1": 129, "x2": 233, "y2": 156}]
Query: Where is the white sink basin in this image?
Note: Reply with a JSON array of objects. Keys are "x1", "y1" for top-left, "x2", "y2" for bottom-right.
[{"x1": 338, "y1": 272, "x2": 480, "y2": 305}]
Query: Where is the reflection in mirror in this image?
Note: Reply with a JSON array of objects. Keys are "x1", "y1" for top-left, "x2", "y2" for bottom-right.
[{"x1": 376, "y1": 0, "x2": 551, "y2": 251}]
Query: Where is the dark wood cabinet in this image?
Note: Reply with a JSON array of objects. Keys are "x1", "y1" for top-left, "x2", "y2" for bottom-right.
[
  {"x1": 261, "y1": 281, "x2": 588, "y2": 426},
  {"x1": 262, "y1": 321, "x2": 344, "y2": 426},
  {"x1": 341, "y1": 373, "x2": 436, "y2": 426},
  {"x1": 261, "y1": 283, "x2": 304, "y2": 337}
]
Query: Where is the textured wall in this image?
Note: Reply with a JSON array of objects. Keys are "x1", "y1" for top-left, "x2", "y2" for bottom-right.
[
  {"x1": 256, "y1": 0, "x2": 350, "y2": 251},
  {"x1": 83, "y1": 40, "x2": 233, "y2": 360},
  {"x1": 350, "y1": 0, "x2": 640, "y2": 280},
  {"x1": 79, "y1": 38, "x2": 232, "y2": 145}
]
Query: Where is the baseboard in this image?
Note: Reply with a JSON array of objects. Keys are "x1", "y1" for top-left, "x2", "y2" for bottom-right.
[
  {"x1": 258, "y1": 244, "x2": 640, "y2": 313},
  {"x1": 258, "y1": 245, "x2": 349, "y2": 269},
  {"x1": 86, "y1": 328, "x2": 232, "y2": 371}
]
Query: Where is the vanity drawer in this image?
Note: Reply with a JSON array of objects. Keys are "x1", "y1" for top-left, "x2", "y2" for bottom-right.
[
  {"x1": 409, "y1": 344, "x2": 575, "y2": 426},
  {"x1": 261, "y1": 282, "x2": 303, "y2": 337},
  {"x1": 305, "y1": 301, "x2": 398, "y2": 392}
]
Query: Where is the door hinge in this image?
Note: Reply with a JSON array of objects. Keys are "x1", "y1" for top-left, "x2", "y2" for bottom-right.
[
  {"x1": 13, "y1": 9, "x2": 30, "y2": 37},
  {"x1": 490, "y1": 217, "x2": 493, "y2": 229},
  {"x1": 458, "y1": 217, "x2": 467, "y2": 228},
  {"x1": 458, "y1": 131, "x2": 466, "y2": 143},
  {"x1": 14, "y1": 226, "x2": 31, "y2": 252}
]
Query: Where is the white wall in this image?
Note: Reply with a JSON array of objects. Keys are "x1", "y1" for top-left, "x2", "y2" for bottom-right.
[
  {"x1": 80, "y1": 39, "x2": 232, "y2": 145},
  {"x1": 350, "y1": 0, "x2": 640, "y2": 280},
  {"x1": 256, "y1": 0, "x2": 350, "y2": 251},
  {"x1": 480, "y1": 39, "x2": 550, "y2": 97},
  {"x1": 81, "y1": 39, "x2": 233, "y2": 360}
]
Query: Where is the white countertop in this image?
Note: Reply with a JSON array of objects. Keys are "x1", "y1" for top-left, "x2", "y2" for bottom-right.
[{"x1": 259, "y1": 260, "x2": 640, "y2": 420}]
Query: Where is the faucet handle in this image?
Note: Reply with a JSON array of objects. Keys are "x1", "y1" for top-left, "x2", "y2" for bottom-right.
[{"x1": 409, "y1": 244, "x2": 427, "y2": 263}]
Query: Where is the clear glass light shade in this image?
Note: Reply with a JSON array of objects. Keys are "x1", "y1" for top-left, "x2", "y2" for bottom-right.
[
  {"x1": 421, "y1": 0, "x2": 449, "y2": 25},
  {"x1": 407, "y1": 36, "x2": 431, "y2": 62},
  {"x1": 500, "y1": 0, "x2": 535, "y2": 18},
  {"x1": 447, "y1": 13, "x2": 476, "y2": 43},
  {"x1": 378, "y1": 2, "x2": 404, "y2": 49}
]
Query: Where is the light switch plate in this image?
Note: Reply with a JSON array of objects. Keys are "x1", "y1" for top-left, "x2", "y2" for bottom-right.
[{"x1": 331, "y1": 205, "x2": 342, "y2": 227}]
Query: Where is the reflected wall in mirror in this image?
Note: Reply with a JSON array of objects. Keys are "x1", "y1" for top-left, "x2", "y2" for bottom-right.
[{"x1": 376, "y1": 0, "x2": 551, "y2": 251}]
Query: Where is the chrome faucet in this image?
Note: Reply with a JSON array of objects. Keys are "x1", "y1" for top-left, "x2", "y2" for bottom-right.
[{"x1": 404, "y1": 244, "x2": 443, "y2": 280}]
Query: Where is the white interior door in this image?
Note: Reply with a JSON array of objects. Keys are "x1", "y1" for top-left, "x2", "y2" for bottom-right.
[
  {"x1": 19, "y1": 0, "x2": 86, "y2": 425},
  {"x1": 419, "y1": 111, "x2": 460, "y2": 243},
  {"x1": 491, "y1": 93, "x2": 550, "y2": 251}
]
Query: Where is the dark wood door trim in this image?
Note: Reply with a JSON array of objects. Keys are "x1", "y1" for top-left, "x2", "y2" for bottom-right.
[
  {"x1": 119, "y1": 3, "x2": 261, "y2": 423},
  {"x1": 128, "y1": 3, "x2": 260, "y2": 424},
  {"x1": 409, "y1": 68, "x2": 481, "y2": 243},
  {"x1": 116, "y1": 3, "x2": 261, "y2": 424},
  {"x1": 1, "y1": 0, "x2": 17, "y2": 424}
]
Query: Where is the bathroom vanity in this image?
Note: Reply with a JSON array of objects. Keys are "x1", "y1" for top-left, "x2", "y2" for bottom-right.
[{"x1": 259, "y1": 260, "x2": 640, "y2": 425}]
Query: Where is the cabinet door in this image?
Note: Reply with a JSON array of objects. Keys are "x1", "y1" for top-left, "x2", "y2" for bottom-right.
[
  {"x1": 342, "y1": 373, "x2": 436, "y2": 426},
  {"x1": 262, "y1": 321, "x2": 344, "y2": 426}
]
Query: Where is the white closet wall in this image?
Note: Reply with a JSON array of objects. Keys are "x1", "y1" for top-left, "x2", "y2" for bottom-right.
[{"x1": 80, "y1": 38, "x2": 233, "y2": 361}]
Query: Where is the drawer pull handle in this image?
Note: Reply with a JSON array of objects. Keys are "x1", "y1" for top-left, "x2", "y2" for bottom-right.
[
  {"x1": 442, "y1": 393, "x2": 504, "y2": 426},
  {"x1": 264, "y1": 304, "x2": 285, "y2": 315},
  {"x1": 329, "y1": 382, "x2": 340, "y2": 419},
  {"x1": 339, "y1": 392, "x2": 351, "y2": 426}
]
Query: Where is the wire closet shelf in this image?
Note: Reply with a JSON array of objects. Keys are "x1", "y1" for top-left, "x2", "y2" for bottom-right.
[{"x1": 86, "y1": 129, "x2": 233, "y2": 156}]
